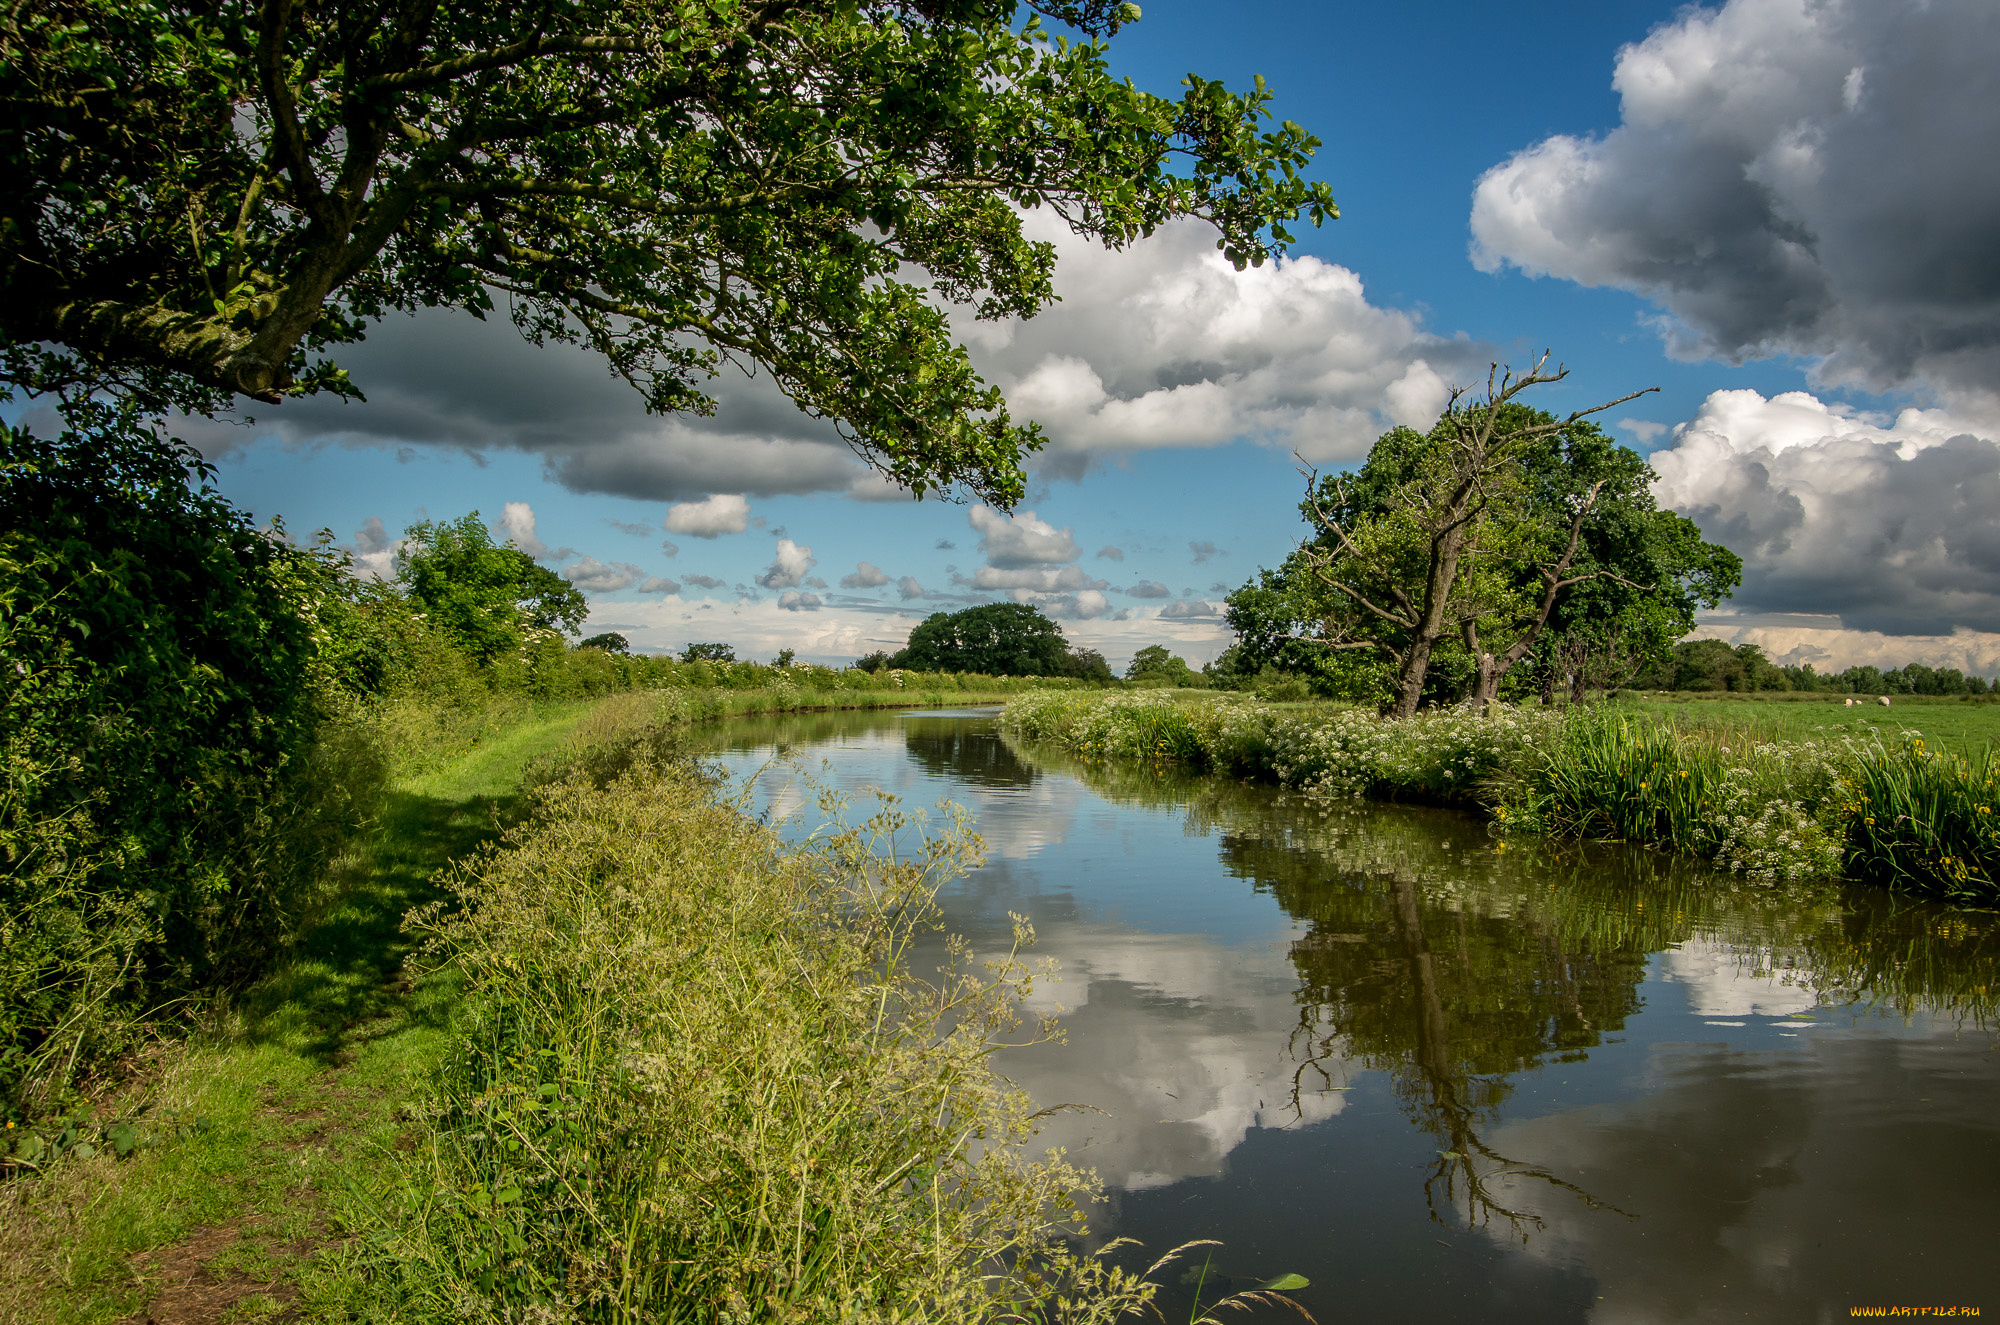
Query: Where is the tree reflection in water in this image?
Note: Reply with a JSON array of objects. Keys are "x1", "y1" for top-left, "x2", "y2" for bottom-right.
[
  {"x1": 1289, "y1": 867, "x2": 1636, "y2": 1237},
  {"x1": 1006, "y1": 730, "x2": 2000, "y2": 1241}
]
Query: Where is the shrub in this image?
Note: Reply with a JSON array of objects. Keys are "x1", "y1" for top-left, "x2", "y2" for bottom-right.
[
  {"x1": 0, "y1": 409, "x2": 378, "y2": 1112},
  {"x1": 1003, "y1": 693, "x2": 1998, "y2": 897},
  {"x1": 1842, "y1": 735, "x2": 2000, "y2": 899}
]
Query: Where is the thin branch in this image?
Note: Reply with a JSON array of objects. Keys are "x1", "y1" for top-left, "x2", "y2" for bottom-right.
[
  {"x1": 256, "y1": 0, "x2": 329, "y2": 222},
  {"x1": 360, "y1": 34, "x2": 649, "y2": 92}
]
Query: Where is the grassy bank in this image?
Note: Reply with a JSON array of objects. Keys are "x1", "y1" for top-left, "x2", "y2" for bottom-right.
[
  {"x1": 1002, "y1": 691, "x2": 2000, "y2": 903},
  {"x1": 352, "y1": 723, "x2": 1159, "y2": 1321},
  {"x1": 0, "y1": 685, "x2": 1155, "y2": 1324}
]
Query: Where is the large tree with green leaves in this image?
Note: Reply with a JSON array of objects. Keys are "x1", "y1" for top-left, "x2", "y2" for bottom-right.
[
  {"x1": 395, "y1": 512, "x2": 588, "y2": 664},
  {"x1": 1, "y1": 0, "x2": 1334, "y2": 505},
  {"x1": 892, "y1": 601, "x2": 1069, "y2": 675},
  {"x1": 1239, "y1": 356, "x2": 1738, "y2": 716}
]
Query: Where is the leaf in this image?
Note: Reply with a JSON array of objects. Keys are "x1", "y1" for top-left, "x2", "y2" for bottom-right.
[
  {"x1": 105, "y1": 1122, "x2": 138, "y2": 1157},
  {"x1": 1258, "y1": 1273, "x2": 1310, "y2": 1292}
]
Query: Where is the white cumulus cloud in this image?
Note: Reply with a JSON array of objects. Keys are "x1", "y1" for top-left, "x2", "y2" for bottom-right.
[
  {"x1": 969, "y1": 505, "x2": 1079, "y2": 568},
  {"x1": 491, "y1": 501, "x2": 555, "y2": 559},
  {"x1": 1651, "y1": 387, "x2": 2000, "y2": 645},
  {"x1": 664, "y1": 493, "x2": 752, "y2": 538},
  {"x1": 963, "y1": 211, "x2": 1495, "y2": 475},
  {"x1": 756, "y1": 538, "x2": 817, "y2": 591},
  {"x1": 562, "y1": 557, "x2": 645, "y2": 594},
  {"x1": 970, "y1": 564, "x2": 1108, "y2": 594},
  {"x1": 840, "y1": 561, "x2": 891, "y2": 589}
]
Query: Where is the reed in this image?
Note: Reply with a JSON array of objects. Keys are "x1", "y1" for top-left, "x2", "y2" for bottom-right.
[{"x1": 1842, "y1": 735, "x2": 2000, "y2": 899}]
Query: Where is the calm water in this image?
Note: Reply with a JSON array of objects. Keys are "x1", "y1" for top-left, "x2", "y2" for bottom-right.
[{"x1": 697, "y1": 707, "x2": 2000, "y2": 1323}]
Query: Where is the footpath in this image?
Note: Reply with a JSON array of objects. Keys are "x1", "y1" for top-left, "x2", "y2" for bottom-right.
[{"x1": 0, "y1": 699, "x2": 611, "y2": 1324}]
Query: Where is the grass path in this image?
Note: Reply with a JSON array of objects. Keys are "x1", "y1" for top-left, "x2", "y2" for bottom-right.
[{"x1": 0, "y1": 698, "x2": 608, "y2": 1325}]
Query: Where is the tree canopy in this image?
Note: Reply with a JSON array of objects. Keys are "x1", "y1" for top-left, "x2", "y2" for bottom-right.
[
  {"x1": 395, "y1": 512, "x2": 589, "y2": 664},
  {"x1": 892, "y1": 602, "x2": 1071, "y2": 675},
  {"x1": 1229, "y1": 359, "x2": 1740, "y2": 713},
  {"x1": 2, "y1": 0, "x2": 1335, "y2": 505},
  {"x1": 1125, "y1": 643, "x2": 1195, "y2": 685}
]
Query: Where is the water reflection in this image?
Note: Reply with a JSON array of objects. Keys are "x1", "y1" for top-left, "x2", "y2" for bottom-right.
[{"x1": 697, "y1": 711, "x2": 2000, "y2": 1321}]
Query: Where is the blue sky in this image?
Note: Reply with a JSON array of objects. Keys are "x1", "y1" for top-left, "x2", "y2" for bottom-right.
[{"x1": 190, "y1": 0, "x2": 2000, "y2": 673}]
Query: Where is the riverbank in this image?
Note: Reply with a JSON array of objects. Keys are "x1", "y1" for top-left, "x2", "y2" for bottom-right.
[
  {"x1": 1001, "y1": 691, "x2": 2000, "y2": 902},
  {"x1": 0, "y1": 686, "x2": 1150, "y2": 1323}
]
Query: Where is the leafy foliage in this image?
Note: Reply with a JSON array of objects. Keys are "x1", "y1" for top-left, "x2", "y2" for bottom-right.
[
  {"x1": 892, "y1": 602, "x2": 1072, "y2": 676},
  {"x1": 1229, "y1": 366, "x2": 1738, "y2": 713},
  {"x1": 1125, "y1": 644, "x2": 1195, "y2": 685},
  {"x1": 379, "y1": 750, "x2": 1164, "y2": 1319},
  {"x1": 395, "y1": 514, "x2": 588, "y2": 665},
  {"x1": 1, "y1": 0, "x2": 1335, "y2": 505},
  {"x1": 0, "y1": 405, "x2": 373, "y2": 1112}
]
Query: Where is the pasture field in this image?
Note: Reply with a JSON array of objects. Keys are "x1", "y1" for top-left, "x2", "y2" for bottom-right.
[{"x1": 1628, "y1": 693, "x2": 2000, "y2": 752}]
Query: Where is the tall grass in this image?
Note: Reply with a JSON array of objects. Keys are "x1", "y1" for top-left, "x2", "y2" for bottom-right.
[
  {"x1": 1843, "y1": 736, "x2": 2000, "y2": 900},
  {"x1": 357, "y1": 739, "x2": 1163, "y2": 1322},
  {"x1": 1002, "y1": 693, "x2": 1999, "y2": 901}
]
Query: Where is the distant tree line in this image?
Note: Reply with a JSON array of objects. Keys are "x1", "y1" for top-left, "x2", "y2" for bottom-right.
[
  {"x1": 854, "y1": 603, "x2": 1112, "y2": 682},
  {"x1": 1629, "y1": 639, "x2": 1995, "y2": 696}
]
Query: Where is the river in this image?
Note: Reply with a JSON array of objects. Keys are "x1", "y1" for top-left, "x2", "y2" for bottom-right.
[{"x1": 696, "y1": 705, "x2": 2000, "y2": 1323}]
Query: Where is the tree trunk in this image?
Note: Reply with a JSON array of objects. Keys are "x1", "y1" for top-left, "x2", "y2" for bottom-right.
[
  {"x1": 1468, "y1": 649, "x2": 1502, "y2": 714},
  {"x1": 1391, "y1": 636, "x2": 1434, "y2": 718}
]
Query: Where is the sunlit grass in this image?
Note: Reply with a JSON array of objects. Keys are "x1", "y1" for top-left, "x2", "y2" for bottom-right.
[
  {"x1": 355, "y1": 742, "x2": 1168, "y2": 1321},
  {"x1": 0, "y1": 685, "x2": 1098, "y2": 1324}
]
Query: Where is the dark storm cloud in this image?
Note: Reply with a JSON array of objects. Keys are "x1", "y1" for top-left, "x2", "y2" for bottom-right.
[
  {"x1": 1652, "y1": 391, "x2": 2000, "y2": 635},
  {"x1": 1472, "y1": 0, "x2": 2000, "y2": 400},
  {"x1": 174, "y1": 309, "x2": 867, "y2": 500}
]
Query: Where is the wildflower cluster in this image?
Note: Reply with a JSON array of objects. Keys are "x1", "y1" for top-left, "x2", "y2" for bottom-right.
[{"x1": 1704, "y1": 766, "x2": 1845, "y2": 881}]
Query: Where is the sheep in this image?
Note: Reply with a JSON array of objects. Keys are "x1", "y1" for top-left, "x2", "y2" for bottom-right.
[{"x1": 1878, "y1": 695, "x2": 1892, "y2": 707}]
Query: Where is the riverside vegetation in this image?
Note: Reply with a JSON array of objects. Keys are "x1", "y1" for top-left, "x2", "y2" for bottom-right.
[
  {"x1": 9, "y1": 415, "x2": 1238, "y2": 1321},
  {"x1": 1002, "y1": 691, "x2": 2000, "y2": 902},
  {"x1": 4, "y1": 686, "x2": 1194, "y2": 1323}
]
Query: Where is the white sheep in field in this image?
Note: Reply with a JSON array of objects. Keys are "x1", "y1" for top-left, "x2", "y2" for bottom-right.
[
  {"x1": 1878, "y1": 695, "x2": 1892, "y2": 707},
  {"x1": 1844, "y1": 697, "x2": 1855, "y2": 706}
]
